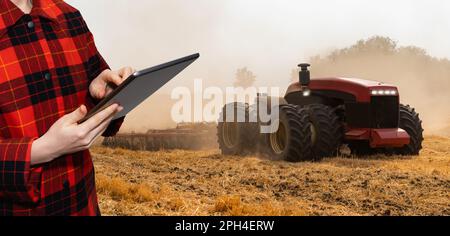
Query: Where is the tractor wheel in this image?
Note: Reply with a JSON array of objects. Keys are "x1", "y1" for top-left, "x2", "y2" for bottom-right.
[
  {"x1": 217, "y1": 102, "x2": 252, "y2": 155},
  {"x1": 394, "y1": 104, "x2": 424, "y2": 155},
  {"x1": 265, "y1": 105, "x2": 314, "y2": 162},
  {"x1": 305, "y1": 104, "x2": 344, "y2": 160}
]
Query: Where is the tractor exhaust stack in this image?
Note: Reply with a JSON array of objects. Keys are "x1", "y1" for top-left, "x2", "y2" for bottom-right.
[
  {"x1": 298, "y1": 63, "x2": 311, "y2": 86},
  {"x1": 298, "y1": 63, "x2": 311, "y2": 96}
]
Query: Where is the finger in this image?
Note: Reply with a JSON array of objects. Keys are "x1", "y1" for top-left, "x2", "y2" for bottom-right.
[
  {"x1": 80, "y1": 103, "x2": 120, "y2": 132},
  {"x1": 65, "y1": 105, "x2": 87, "y2": 124},
  {"x1": 85, "y1": 106, "x2": 122, "y2": 148},
  {"x1": 118, "y1": 67, "x2": 135, "y2": 84},
  {"x1": 89, "y1": 75, "x2": 108, "y2": 99},
  {"x1": 81, "y1": 104, "x2": 120, "y2": 132},
  {"x1": 92, "y1": 125, "x2": 110, "y2": 145},
  {"x1": 89, "y1": 117, "x2": 113, "y2": 146},
  {"x1": 85, "y1": 116, "x2": 114, "y2": 147},
  {"x1": 106, "y1": 70, "x2": 124, "y2": 86},
  {"x1": 119, "y1": 67, "x2": 134, "y2": 79},
  {"x1": 91, "y1": 84, "x2": 106, "y2": 99}
]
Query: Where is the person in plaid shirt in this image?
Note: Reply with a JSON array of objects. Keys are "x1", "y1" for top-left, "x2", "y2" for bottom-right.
[{"x1": 0, "y1": 0, "x2": 134, "y2": 215}]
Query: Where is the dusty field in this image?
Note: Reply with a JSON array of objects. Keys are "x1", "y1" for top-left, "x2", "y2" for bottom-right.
[{"x1": 92, "y1": 136, "x2": 450, "y2": 216}]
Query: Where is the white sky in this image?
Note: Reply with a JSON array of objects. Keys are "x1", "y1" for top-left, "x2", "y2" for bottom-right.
[{"x1": 67, "y1": 0, "x2": 450, "y2": 89}]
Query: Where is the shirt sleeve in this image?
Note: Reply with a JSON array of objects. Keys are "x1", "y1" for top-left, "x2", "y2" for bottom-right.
[
  {"x1": 0, "y1": 137, "x2": 42, "y2": 204},
  {"x1": 84, "y1": 25, "x2": 125, "y2": 137}
]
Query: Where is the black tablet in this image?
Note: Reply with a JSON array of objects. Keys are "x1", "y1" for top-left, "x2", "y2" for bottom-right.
[{"x1": 79, "y1": 53, "x2": 200, "y2": 123}]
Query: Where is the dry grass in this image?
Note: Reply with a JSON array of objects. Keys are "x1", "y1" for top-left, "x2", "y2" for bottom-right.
[{"x1": 92, "y1": 136, "x2": 450, "y2": 216}]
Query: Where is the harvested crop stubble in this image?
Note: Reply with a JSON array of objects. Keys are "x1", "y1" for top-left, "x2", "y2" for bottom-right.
[{"x1": 92, "y1": 136, "x2": 450, "y2": 216}]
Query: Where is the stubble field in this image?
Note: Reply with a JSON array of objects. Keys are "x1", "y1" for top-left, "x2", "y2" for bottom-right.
[{"x1": 92, "y1": 136, "x2": 450, "y2": 216}]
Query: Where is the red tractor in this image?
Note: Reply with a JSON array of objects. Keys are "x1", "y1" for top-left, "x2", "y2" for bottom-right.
[{"x1": 217, "y1": 64, "x2": 424, "y2": 161}]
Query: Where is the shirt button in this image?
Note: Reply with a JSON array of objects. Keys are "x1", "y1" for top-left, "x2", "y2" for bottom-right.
[
  {"x1": 63, "y1": 180, "x2": 70, "y2": 189},
  {"x1": 44, "y1": 73, "x2": 52, "y2": 81},
  {"x1": 27, "y1": 21, "x2": 35, "y2": 29}
]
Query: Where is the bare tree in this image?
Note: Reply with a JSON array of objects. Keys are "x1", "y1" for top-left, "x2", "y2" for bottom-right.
[{"x1": 234, "y1": 67, "x2": 256, "y2": 88}]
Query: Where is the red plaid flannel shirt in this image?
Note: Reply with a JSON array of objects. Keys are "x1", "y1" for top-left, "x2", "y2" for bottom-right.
[{"x1": 0, "y1": 0, "x2": 124, "y2": 215}]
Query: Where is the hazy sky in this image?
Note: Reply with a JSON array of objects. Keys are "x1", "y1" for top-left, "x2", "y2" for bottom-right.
[{"x1": 67, "y1": 0, "x2": 450, "y2": 89}]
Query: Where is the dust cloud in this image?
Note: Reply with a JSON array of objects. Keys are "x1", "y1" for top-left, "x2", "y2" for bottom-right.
[
  {"x1": 121, "y1": 36, "x2": 450, "y2": 136},
  {"x1": 64, "y1": 1, "x2": 450, "y2": 135},
  {"x1": 309, "y1": 36, "x2": 450, "y2": 135}
]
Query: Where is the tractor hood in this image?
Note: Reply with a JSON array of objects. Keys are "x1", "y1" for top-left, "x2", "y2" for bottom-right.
[{"x1": 286, "y1": 77, "x2": 398, "y2": 102}]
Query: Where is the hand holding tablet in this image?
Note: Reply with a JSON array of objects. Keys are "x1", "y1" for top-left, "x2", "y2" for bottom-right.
[{"x1": 79, "y1": 53, "x2": 200, "y2": 123}]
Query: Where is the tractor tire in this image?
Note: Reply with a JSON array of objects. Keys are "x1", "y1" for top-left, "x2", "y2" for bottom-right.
[
  {"x1": 394, "y1": 104, "x2": 424, "y2": 155},
  {"x1": 217, "y1": 102, "x2": 253, "y2": 155},
  {"x1": 245, "y1": 104, "x2": 261, "y2": 153},
  {"x1": 305, "y1": 104, "x2": 344, "y2": 160},
  {"x1": 264, "y1": 105, "x2": 314, "y2": 162}
]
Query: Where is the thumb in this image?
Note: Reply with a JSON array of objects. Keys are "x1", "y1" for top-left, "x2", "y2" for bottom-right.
[{"x1": 66, "y1": 105, "x2": 87, "y2": 123}]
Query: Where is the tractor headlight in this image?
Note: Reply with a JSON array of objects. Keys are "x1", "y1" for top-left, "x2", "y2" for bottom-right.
[
  {"x1": 371, "y1": 89, "x2": 397, "y2": 96},
  {"x1": 302, "y1": 89, "x2": 311, "y2": 97}
]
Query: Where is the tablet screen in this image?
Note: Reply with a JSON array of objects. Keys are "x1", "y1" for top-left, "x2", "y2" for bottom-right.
[{"x1": 79, "y1": 53, "x2": 200, "y2": 123}]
